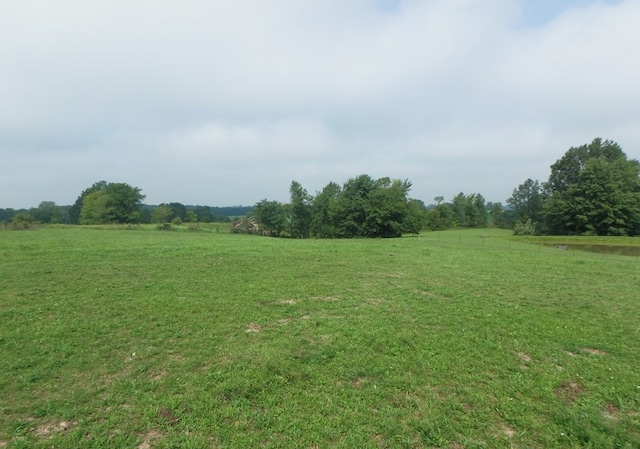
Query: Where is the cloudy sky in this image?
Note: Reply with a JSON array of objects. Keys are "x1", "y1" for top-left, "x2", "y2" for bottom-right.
[{"x1": 1, "y1": 0, "x2": 638, "y2": 209}]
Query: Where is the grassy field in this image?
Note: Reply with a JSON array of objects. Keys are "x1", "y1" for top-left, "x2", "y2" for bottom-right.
[{"x1": 1, "y1": 227, "x2": 639, "y2": 448}]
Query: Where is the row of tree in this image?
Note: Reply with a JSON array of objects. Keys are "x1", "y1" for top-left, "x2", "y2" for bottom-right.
[
  {"x1": 3, "y1": 138, "x2": 637, "y2": 237},
  {"x1": 507, "y1": 138, "x2": 640, "y2": 236},
  {"x1": 236, "y1": 175, "x2": 494, "y2": 238},
  {"x1": 0, "y1": 182, "x2": 252, "y2": 226}
]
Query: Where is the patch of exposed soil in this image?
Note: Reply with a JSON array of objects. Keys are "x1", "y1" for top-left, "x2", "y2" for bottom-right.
[
  {"x1": 555, "y1": 380, "x2": 583, "y2": 402},
  {"x1": 580, "y1": 347, "x2": 608, "y2": 356},
  {"x1": 137, "y1": 430, "x2": 163, "y2": 449},
  {"x1": 245, "y1": 323, "x2": 262, "y2": 333},
  {"x1": 516, "y1": 352, "x2": 532, "y2": 363},
  {"x1": 350, "y1": 377, "x2": 367, "y2": 389},
  {"x1": 602, "y1": 403, "x2": 620, "y2": 421},
  {"x1": 35, "y1": 420, "x2": 77, "y2": 437}
]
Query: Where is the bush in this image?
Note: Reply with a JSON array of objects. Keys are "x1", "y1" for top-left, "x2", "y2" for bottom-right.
[
  {"x1": 513, "y1": 219, "x2": 537, "y2": 236},
  {"x1": 11, "y1": 213, "x2": 36, "y2": 230}
]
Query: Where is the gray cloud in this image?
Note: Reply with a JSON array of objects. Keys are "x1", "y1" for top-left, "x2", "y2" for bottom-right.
[{"x1": 1, "y1": 0, "x2": 638, "y2": 209}]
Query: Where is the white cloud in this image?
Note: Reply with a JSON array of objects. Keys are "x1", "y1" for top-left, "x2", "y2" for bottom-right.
[{"x1": 0, "y1": 0, "x2": 638, "y2": 209}]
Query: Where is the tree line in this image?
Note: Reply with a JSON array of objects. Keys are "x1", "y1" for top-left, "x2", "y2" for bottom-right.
[
  {"x1": 3, "y1": 138, "x2": 637, "y2": 236},
  {"x1": 234, "y1": 175, "x2": 493, "y2": 238},
  {"x1": 507, "y1": 138, "x2": 640, "y2": 236},
  {"x1": 0, "y1": 181, "x2": 252, "y2": 228}
]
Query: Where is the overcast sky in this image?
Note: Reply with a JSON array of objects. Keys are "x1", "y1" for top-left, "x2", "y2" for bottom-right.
[{"x1": 1, "y1": 0, "x2": 638, "y2": 209}]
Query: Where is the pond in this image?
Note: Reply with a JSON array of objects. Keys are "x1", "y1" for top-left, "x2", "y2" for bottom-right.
[{"x1": 545, "y1": 243, "x2": 640, "y2": 258}]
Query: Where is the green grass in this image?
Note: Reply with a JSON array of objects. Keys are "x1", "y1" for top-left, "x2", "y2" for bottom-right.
[{"x1": 1, "y1": 227, "x2": 639, "y2": 448}]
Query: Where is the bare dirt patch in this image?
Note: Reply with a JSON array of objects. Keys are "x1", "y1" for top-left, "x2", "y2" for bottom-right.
[
  {"x1": 245, "y1": 323, "x2": 262, "y2": 333},
  {"x1": 278, "y1": 299, "x2": 296, "y2": 305},
  {"x1": 137, "y1": 430, "x2": 163, "y2": 449},
  {"x1": 350, "y1": 377, "x2": 367, "y2": 389},
  {"x1": 580, "y1": 347, "x2": 608, "y2": 356},
  {"x1": 602, "y1": 403, "x2": 620, "y2": 421},
  {"x1": 516, "y1": 352, "x2": 532, "y2": 363},
  {"x1": 277, "y1": 318, "x2": 293, "y2": 325},
  {"x1": 35, "y1": 420, "x2": 77, "y2": 438},
  {"x1": 502, "y1": 424, "x2": 517, "y2": 438},
  {"x1": 555, "y1": 380, "x2": 583, "y2": 402},
  {"x1": 313, "y1": 296, "x2": 340, "y2": 301}
]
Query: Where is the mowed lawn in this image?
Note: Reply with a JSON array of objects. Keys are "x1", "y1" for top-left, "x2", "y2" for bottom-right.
[{"x1": 1, "y1": 227, "x2": 639, "y2": 448}]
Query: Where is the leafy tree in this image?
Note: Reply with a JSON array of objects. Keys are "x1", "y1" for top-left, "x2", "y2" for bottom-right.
[
  {"x1": 69, "y1": 180, "x2": 108, "y2": 224},
  {"x1": 403, "y1": 199, "x2": 428, "y2": 234},
  {"x1": 78, "y1": 182, "x2": 145, "y2": 224},
  {"x1": 168, "y1": 203, "x2": 187, "y2": 222},
  {"x1": 507, "y1": 179, "x2": 543, "y2": 230},
  {"x1": 450, "y1": 193, "x2": 487, "y2": 228},
  {"x1": 363, "y1": 178, "x2": 412, "y2": 237},
  {"x1": 333, "y1": 174, "x2": 378, "y2": 237},
  {"x1": 311, "y1": 182, "x2": 341, "y2": 238},
  {"x1": 79, "y1": 190, "x2": 111, "y2": 224},
  {"x1": 10, "y1": 212, "x2": 35, "y2": 230},
  {"x1": 30, "y1": 201, "x2": 68, "y2": 224},
  {"x1": 151, "y1": 204, "x2": 172, "y2": 223},
  {"x1": 289, "y1": 181, "x2": 312, "y2": 238},
  {"x1": 253, "y1": 199, "x2": 287, "y2": 237},
  {"x1": 543, "y1": 138, "x2": 640, "y2": 235}
]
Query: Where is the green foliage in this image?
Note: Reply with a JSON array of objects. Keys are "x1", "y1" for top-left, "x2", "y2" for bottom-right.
[
  {"x1": 289, "y1": 181, "x2": 312, "y2": 238},
  {"x1": 543, "y1": 138, "x2": 640, "y2": 236},
  {"x1": 9, "y1": 212, "x2": 35, "y2": 230},
  {"x1": 78, "y1": 182, "x2": 145, "y2": 225},
  {"x1": 253, "y1": 200, "x2": 288, "y2": 237},
  {"x1": 69, "y1": 180, "x2": 107, "y2": 224},
  {"x1": 508, "y1": 178, "x2": 544, "y2": 226},
  {"x1": 255, "y1": 175, "x2": 422, "y2": 238},
  {"x1": 29, "y1": 201, "x2": 69, "y2": 224},
  {"x1": 513, "y1": 218, "x2": 537, "y2": 236}
]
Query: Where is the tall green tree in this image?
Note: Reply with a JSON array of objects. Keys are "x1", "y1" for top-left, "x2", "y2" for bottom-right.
[
  {"x1": 310, "y1": 182, "x2": 341, "y2": 238},
  {"x1": 543, "y1": 138, "x2": 640, "y2": 235},
  {"x1": 289, "y1": 181, "x2": 313, "y2": 238},
  {"x1": 78, "y1": 182, "x2": 145, "y2": 224},
  {"x1": 507, "y1": 179, "x2": 544, "y2": 227},
  {"x1": 69, "y1": 180, "x2": 108, "y2": 224},
  {"x1": 253, "y1": 199, "x2": 287, "y2": 237}
]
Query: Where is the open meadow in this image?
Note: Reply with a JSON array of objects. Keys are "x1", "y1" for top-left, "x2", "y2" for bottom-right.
[{"x1": 1, "y1": 227, "x2": 639, "y2": 448}]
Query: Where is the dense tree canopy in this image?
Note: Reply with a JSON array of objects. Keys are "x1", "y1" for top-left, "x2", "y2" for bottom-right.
[
  {"x1": 78, "y1": 182, "x2": 145, "y2": 224},
  {"x1": 251, "y1": 175, "x2": 426, "y2": 238},
  {"x1": 510, "y1": 138, "x2": 640, "y2": 236}
]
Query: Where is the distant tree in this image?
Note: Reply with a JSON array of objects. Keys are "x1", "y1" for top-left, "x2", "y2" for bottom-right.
[
  {"x1": 253, "y1": 199, "x2": 287, "y2": 237},
  {"x1": 151, "y1": 204, "x2": 172, "y2": 223},
  {"x1": 450, "y1": 193, "x2": 486, "y2": 228},
  {"x1": 308, "y1": 182, "x2": 339, "y2": 238},
  {"x1": 362, "y1": 178, "x2": 412, "y2": 237},
  {"x1": 507, "y1": 179, "x2": 544, "y2": 231},
  {"x1": 488, "y1": 202, "x2": 507, "y2": 228},
  {"x1": 168, "y1": 203, "x2": 187, "y2": 222},
  {"x1": 543, "y1": 138, "x2": 640, "y2": 235},
  {"x1": 289, "y1": 181, "x2": 313, "y2": 238},
  {"x1": 10, "y1": 212, "x2": 35, "y2": 230},
  {"x1": 79, "y1": 182, "x2": 145, "y2": 224},
  {"x1": 69, "y1": 180, "x2": 108, "y2": 224},
  {"x1": 30, "y1": 201, "x2": 68, "y2": 224},
  {"x1": 194, "y1": 206, "x2": 213, "y2": 222},
  {"x1": 79, "y1": 190, "x2": 111, "y2": 224},
  {"x1": 403, "y1": 199, "x2": 428, "y2": 234}
]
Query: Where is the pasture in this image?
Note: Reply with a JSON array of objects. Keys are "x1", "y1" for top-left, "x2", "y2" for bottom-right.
[{"x1": 1, "y1": 227, "x2": 639, "y2": 448}]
